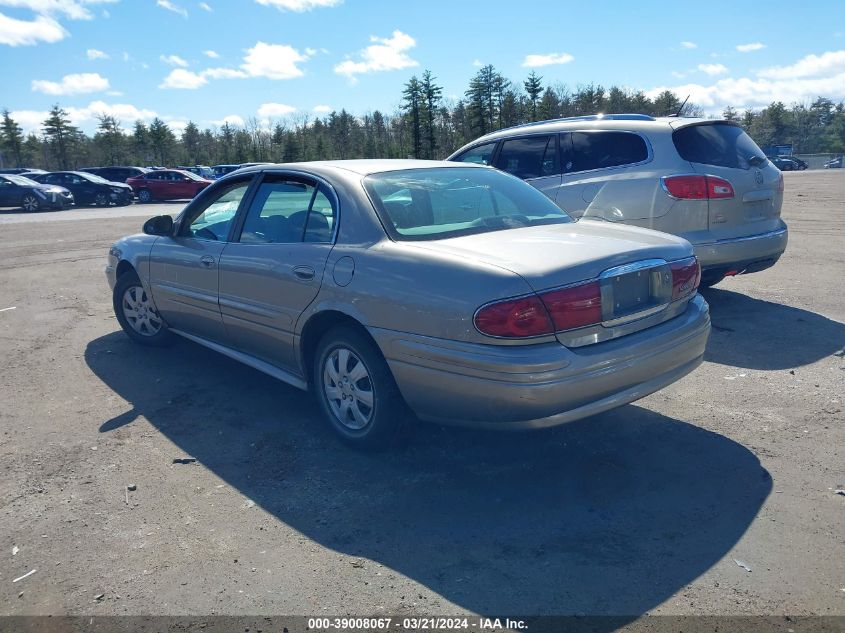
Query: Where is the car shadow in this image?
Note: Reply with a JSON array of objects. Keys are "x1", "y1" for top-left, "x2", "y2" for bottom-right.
[
  {"x1": 86, "y1": 331, "x2": 770, "y2": 619},
  {"x1": 701, "y1": 288, "x2": 845, "y2": 370}
]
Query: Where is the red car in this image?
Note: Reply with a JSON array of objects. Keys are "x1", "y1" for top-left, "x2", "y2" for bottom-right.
[{"x1": 127, "y1": 169, "x2": 213, "y2": 203}]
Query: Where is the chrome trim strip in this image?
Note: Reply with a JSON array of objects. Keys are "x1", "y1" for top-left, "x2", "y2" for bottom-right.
[
  {"x1": 600, "y1": 258, "x2": 667, "y2": 278},
  {"x1": 170, "y1": 328, "x2": 308, "y2": 391},
  {"x1": 705, "y1": 227, "x2": 788, "y2": 246}
]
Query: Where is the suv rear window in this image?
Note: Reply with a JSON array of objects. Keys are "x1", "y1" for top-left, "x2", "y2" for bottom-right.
[
  {"x1": 568, "y1": 131, "x2": 649, "y2": 172},
  {"x1": 672, "y1": 123, "x2": 766, "y2": 170}
]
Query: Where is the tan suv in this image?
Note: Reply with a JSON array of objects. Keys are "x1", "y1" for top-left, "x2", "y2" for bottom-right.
[{"x1": 448, "y1": 114, "x2": 788, "y2": 287}]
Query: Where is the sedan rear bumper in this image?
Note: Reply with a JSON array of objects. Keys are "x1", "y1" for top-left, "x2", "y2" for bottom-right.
[
  {"x1": 693, "y1": 222, "x2": 788, "y2": 273},
  {"x1": 370, "y1": 294, "x2": 710, "y2": 429}
]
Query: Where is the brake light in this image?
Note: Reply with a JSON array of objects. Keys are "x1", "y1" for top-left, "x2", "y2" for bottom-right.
[
  {"x1": 539, "y1": 282, "x2": 603, "y2": 331},
  {"x1": 670, "y1": 257, "x2": 701, "y2": 299},
  {"x1": 662, "y1": 175, "x2": 735, "y2": 200},
  {"x1": 474, "y1": 295, "x2": 553, "y2": 337}
]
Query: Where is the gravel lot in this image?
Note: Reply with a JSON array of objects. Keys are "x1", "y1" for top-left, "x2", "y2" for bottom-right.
[{"x1": 0, "y1": 172, "x2": 843, "y2": 622}]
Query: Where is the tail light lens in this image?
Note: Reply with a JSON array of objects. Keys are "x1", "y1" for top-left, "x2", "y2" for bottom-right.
[
  {"x1": 662, "y1": 175, "x2": 735, "y2": 200},
  {"x1": 539, "y1": 282, "x2": 603, "y2": 331},
  {"x1": 474, "y1": 295, "x2": 553, "y2": 338},
  {"x1": 670, "y1": 257, "x2": 701, "y2": 300}
]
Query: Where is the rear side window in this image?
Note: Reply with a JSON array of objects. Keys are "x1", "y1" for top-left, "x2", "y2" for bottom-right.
[
  {"x1": 673, "y1": 123, "x2": 765, "y2": 170},
  {"x1": 239, "y1": 178, "x2": 335, "y2": 244},
  {"x1": 569, "y1": 131, "x2": 649, "y2": 172},
  {"x1": 452, "y1": 142, "x2": 497, "y2": 166},
  {"x1": 494, "y1": 136, "x2": 558, "y2": 180}
]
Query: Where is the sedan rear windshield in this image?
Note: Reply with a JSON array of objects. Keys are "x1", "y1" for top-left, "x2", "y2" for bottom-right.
[
  {"x1": 364, "y1": 167, "x2": 572, "y2": 241},
  {"x1": 672, "y1": 122, "x2": 766, "y2": 170}
]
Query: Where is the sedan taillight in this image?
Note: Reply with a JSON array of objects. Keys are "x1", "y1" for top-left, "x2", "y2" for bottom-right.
[
  {"x1": 662, "y1": 175, "x2": 734, "y2": 200},
  {"x1": 474, "y1": 295, "x2": 553, "y2": 338},
  {"x1": 538, "y1": 282, "x2": 603, "y2": 332},
  {"x1": 670, "y1": 257, "x2": 701, "y2": 300}
]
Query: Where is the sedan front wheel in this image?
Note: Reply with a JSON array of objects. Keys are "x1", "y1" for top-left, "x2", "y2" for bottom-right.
[
  {"x1": 113, "y1": 272, "x2": 173, "y2": 347},
  {"x1": 314, "y1": 325, "x2": 409, "y2": 450},
  {"x1": 21, "y1": 194, "x2": 41, "y2": 212}
]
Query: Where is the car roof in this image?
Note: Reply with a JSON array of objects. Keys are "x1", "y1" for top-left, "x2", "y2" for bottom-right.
[{"x1": 234, "y1": 159, "x2": 485, "y2": 178}]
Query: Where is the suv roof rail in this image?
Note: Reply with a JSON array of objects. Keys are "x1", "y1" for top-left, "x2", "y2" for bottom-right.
[{"x1": 497, "y1": 113, "x2": 656, "y2": 133}]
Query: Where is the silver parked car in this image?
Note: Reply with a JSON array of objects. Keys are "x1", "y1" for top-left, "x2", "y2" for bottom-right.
[
  {"x1": 106, "y1": 160, "x2": 710, "y2": 449},
  {"x1": 449, "y1": 114, "x2": 788, "y2": 287}
]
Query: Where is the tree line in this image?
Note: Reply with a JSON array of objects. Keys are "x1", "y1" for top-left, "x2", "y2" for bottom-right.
[{"x1": 2, "y1": 64, "x2": 844, "y2": 170}]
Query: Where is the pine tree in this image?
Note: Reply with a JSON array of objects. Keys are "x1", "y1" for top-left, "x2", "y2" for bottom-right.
[
  {"x1": 181, "y1": 121, "x2": 201, "y2": 164},
  {"x1": 95, "y1": 114, "x2": 124, "y2": 165},
  {"x1": 420, "y1": 70, "x2": 442, "y2": 158},
  {"x1": 1, "y1": 109, "x2": 25, "y2": 167},
  {"x1": 42, "y1": 104, "x2": 78, "y2": 169},
  {"x1": 402, "y1": 76, "x2": 423, "y2": 158},
  {"x1": 523, "y1": 72, "x2": 543, "y2": 121},
  {"x1": 148, "y1": 118, "x2": 175, "y2": 165}
]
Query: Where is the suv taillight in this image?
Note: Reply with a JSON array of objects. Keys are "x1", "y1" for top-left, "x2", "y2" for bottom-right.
[
  {"x1": 662, "y1": 175, "x2": 734, "y2": 200},
  {"x1": 670, "y1": 257, "x2": 701, "y2": 300}
]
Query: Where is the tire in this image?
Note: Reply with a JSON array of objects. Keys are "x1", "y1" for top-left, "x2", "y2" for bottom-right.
[
  {"x1": 21, "y1": 194, "x2": 41, "y2": 212},
  {"x1": 699, "y1": 273, "x2": 726, "y2": 289},
  {"x1": 137, "y1": 189, "x2": 153, "y2": 204},
  {"x1": 94, "y1": 192, "x2": 109, "y2": 206},
  {"x1": 113, "y1": 271, "x2": 173, "y2": 347},
  {"x1": 313, "y1": 325, "x2": 409, "y2": 450}
]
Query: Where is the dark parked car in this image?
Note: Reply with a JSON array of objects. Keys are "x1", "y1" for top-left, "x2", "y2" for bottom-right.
[
  {"x1": 770, "y1": 156, "x2": 807, "y2": 171},
  {"x1": 212, "y1": 164, "x2": 241, "y2": 179},
  {"x1": 824, "y1": 156, "x2": 842, "y2": 169},
  {"x1": 0, "y1": 173, "x2": 74, "y2": 211},
  {"x1": 32, "y1": 171, "x2": 132, "y2": 206},
  {"x1": 126, "y1": 169, "x2": 213, "y2": 202},
  {"x1": 82, "y1": 166, "x2": 150, "y2": 183}
]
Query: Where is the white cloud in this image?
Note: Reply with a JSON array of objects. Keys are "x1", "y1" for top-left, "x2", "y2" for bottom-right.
[
  {"x1": 736, "y1": 42, "x2": 765, "y2": 53},
  {"x1": 757, "y1": 50, "x2": 845, "y2": 79},
  {"x1": 334, "y1": 30, "x2": 418, "y2": 81},
  {"x1": 0, "y1": 0, "x2": 117, "y2": 20},
  {"x1": 203, "y1": 49, "x2": 219, "y2": 58},
  {"x1": 0, "y1": 12, "x2": 65, "y2": 45},
  {"x1": 257, "y1": 102, "x2": 297, "y2": 118},
  {"x1": 202, "y1": 66, "x2": 247, "y2": 79},
  {"x1": 86, "y1": 47, "x2": 108, "y2": 59},
  {"x1": 680, "y1": 41, "x2": 697, "y2": 49},
  {"x1": 521, "y1": 52, "x2": 574, "y2": 68},
  {"x1": 198, "y1": 1, "x2": 211, "y2": 9},
  {"x1": 255, "y1": 0, "x2": 341, "y2": 11},
  {"x1": 647, "y1": 49, "x2": 845, "y2": 114},
  {"x1": 156, "y1": 0, "x2": 187, "y2": 17},
  {"x1": 242, "y1": 41, "x2": 308, "y2": 79},
  {"x1": 471, "y1": 59, "x2": 482, "y2": 67},
  {"x1": 159, "y1": 68, "x2": 207, "y2": 89},
  {"x1": 31, "y1": 72, "x2": 109, "y2": 95},
  {"x1": 160, "y1": 53, "x2": 188, "y2": 67},
  {"x1": 313, "y1": 104, "x2": 332, "y2": 113},
  {"x1": 698, "y1": 63, "x2": 728, "y2": 76},
  {"x1": 211, "y1": 114, "x2": 244, "y2": 127}
]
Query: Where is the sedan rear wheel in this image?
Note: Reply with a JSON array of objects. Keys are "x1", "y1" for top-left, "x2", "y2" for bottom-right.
[
  {"x1": 314, "y1": 325, "x2": 409, "y2": 450},
  {"x1": 21, "y1": 194, "x2": 41, "y2": 212},
  {"x1": 138, "y1": 189, "x2": 152, "y2": 204}
]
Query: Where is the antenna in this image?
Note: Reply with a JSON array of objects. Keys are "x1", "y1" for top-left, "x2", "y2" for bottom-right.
[{"x1": 669, "y1": 95, "x2": 690, "y2": 117}]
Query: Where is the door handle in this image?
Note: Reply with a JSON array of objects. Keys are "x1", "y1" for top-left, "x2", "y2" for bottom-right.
[
  {"x1": 200, "y1": 255, "x2": 216, "y2": 268},
  {"x1": 292, "y1": 265, "x2": 315, "y2": 280}
]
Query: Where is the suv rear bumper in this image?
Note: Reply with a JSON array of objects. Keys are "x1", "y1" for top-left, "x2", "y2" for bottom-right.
[{"x1": 693, "y1": 222, "x2": 788, "y2": 273}]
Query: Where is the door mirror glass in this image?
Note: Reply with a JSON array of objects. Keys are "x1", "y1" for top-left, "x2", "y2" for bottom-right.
[{"x1": 143, "y1": 215, "x2": 174, "y2": 236}]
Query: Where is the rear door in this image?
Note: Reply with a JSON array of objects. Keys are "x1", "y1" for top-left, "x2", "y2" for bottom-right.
[
  {"x1": 217, "y1": 173, "x2": 337, "y2": 372},
  {"x1": 671, "y1": 121, "x2": 783, "y2": 240},
  {"x1": 493, "y1": 135, "x2": 561, "y2": 200}
]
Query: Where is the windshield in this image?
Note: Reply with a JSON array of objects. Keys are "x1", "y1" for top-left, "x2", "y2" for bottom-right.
[
  {"x1": 673, "y1": 123, "x2": 766, "y2": 170},
  {"x1": 4, "y1": 174, "x2": 40, "y2": 186},
  {"x1": 180, "y1": 170, "x2": 204, "y2": 181},
  {"x1": 364, "y1": 167, "x2": 572, "y2": 241}
]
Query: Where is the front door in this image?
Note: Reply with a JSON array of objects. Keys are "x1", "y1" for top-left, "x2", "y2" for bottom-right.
[
  {"x1": 148, "y1": 176, "x2": 254, "y2": 343},
  {"x1": 218, "y1": 173, "x2": 338, "y2": 372}
]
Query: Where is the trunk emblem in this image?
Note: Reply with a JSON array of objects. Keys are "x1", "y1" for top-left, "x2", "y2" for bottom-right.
[{"x1": 755, "y1": 170, "x2": 763, "y2": 185}]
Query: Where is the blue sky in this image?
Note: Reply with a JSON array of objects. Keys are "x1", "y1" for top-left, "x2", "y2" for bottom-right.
[{"x1": 1, "y1": 0, "x2": 842, "y2": 134}]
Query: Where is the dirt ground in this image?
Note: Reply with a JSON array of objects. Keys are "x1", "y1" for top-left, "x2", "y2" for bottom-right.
[{"x1": 0, "y1": 172, "x2": 843, "y2": 623}]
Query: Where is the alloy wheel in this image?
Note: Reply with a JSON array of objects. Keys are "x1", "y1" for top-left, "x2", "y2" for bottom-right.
[
  {"x1": 323, "y1": 347, "x2": 375, "y2": 430},
  {"x1": 121, "y1": 285, "x2": 163, "y2": 336}
]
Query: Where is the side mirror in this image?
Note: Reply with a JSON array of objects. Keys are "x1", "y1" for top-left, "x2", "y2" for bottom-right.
[{"x1": 143, "y1": 215, "x2": 174, "y2": 236}]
